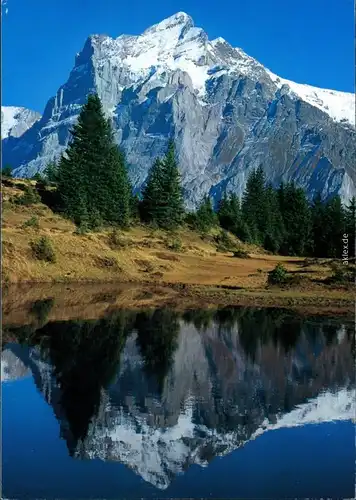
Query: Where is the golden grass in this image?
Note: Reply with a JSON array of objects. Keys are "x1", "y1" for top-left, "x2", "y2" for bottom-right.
[{"x1": 2, "y1": 180, "x2": 354, "y2": 315}]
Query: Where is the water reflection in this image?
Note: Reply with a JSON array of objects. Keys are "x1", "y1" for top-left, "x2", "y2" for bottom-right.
[{"x1": 2, "y1": 306, "x2": 355, "y2": 492}]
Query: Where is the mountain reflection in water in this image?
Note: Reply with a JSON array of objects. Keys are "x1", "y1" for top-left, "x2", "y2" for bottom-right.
[{"x1": 2, "y1": 304, "x2": 355, "y2": 497}]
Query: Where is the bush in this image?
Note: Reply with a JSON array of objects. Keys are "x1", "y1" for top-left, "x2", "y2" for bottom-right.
[
  {"x1": 232, "y1": 247, "x2": 250, "y2": 259},
  {"x1": 165, "y1": 237, "x2": 183, "y2": 252},
  {"x1": 327, "y1": 264, "x2": 355, "y2": 285},
  {"x1": 15, "y1": 185, "x2": 41, "y2": 206},
  {"x1": 268, "y1": 263, "x2": 288, "y2": 285},
  {"x1": 2, "y1": 165, "x2": 13, "y2": 178},
  {"x1": 30, "y1": 236, "x2": 56, "y2": 263},
  {"x1": 73, "y1": 223, "x2": 89, "y2": 235},
  {"x1": 215, "y1": 230, "x2": 236, "y2": 252},
  {"x1": 108, "y1": 229, "x2": 127, "y2": 249},
  {"x1": 22, "y1": 216, "x2": 39, "y2": 229}
]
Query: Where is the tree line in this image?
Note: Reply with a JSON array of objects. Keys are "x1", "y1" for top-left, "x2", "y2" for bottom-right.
[{"x1": 4, "y1": 93, "x2": 355, "y2": 259}]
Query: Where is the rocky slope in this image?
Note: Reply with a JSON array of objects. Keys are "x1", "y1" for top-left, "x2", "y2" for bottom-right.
[
  {"x1": 1, "y1": 106, "x2": 41, "y2": 139},
  {"x1": 2, "y1": 12, "x2": 355, "y2": 206},
  {"x1": 2, "y1": 314, "x2": 354, "y2": 490}
]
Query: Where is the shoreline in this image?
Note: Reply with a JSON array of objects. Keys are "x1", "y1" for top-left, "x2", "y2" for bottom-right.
[{"x1": 3, "y1": 280, "x2": 354, "y2": 322}]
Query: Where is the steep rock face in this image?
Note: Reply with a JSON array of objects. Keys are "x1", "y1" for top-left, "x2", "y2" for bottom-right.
[
  {"x1": 2, "y1": 12, "x2": 355, "y2": 206},
  {"x1": 1, "y1": 106, "x2": 41, "y2": 139}
]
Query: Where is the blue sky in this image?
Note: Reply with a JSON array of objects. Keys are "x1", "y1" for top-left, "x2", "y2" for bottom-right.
[{"x1": 2, "y1": 0, "x2": 354, "y2": 113}]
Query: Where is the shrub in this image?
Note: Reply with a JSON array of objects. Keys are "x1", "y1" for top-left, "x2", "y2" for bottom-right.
[
  {"x1": 22, "y1": 216, "x2": 39, "y2": 229},
  {"x1": 268, "y1": 263, "x2": 288, "y2": 285},
  {"x1": 165, "y1": 237, "x2": 183, "y2": 252},
  {"x1": 2, "y1": 165, "x2": 13, "y2": 178},
  {"x1": 327, "y1": 264, "x2": 354, "y2": 285},
  {"x1": 15, "y1": 185, "x2": 41, "y2": 206},
  {"x1": 30, "y1": 236, "x2": 56, "y2": 263},
  {"x1": 232, "y1": 247, "x2": 250, "y2": 259},
  {"x1": 215, "y1": 230, "x2": 236, "y2": 252},
  {"x1": 108, "y1": 229, "x2": 127, "y2": 249},
  {"x1": 73, "y1": 222, "x2": 90, "y2": 235}
]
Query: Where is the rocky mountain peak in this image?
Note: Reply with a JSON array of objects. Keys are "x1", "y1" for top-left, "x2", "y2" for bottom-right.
[
  {"x1": 1, "y1": 106, "x2": 41, "y2": 139},
  {"x1": 2, "y1": 13, "x2": 355, "y2": 205},
  {"x1": 142, "y1": 11, "x2": 194, "y2": 35}
]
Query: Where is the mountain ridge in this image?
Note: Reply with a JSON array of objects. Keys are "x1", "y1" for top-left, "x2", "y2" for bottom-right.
[
  {"x1": 1, "y1": 106, "x2": 41, "y2": 139},
  {"x1": 2, "y1": 12, "x2": 355, "y2": 206}
]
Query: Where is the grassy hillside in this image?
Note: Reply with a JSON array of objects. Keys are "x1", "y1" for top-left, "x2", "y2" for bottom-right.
[{"x1": 2, "y1": 178, "x2": 354, "y2": 313}]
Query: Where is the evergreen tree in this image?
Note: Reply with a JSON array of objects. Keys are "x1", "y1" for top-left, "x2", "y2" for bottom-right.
[
  {"x1": 324, "y1": 195, "x2": 346, "y2": 258},
  {"x1": 141, "y1": 158, "x2": 165, "y2": 224},
  {"x1": 218, "y1": 193, "x2": 240, "y2": 232},
  {"x1": 141, "y1": 140, "x2": 184, "y2": 229},
  {"x1": 130, "y1": 192, "x2": 141, "y2": 223},
  {"x1": 2, "y1": 164, "x2": 13, "y2": 177},
  {"x1": 161, "y1": 140, "x2": 185, "y2": 228},
  {"x1": 104, "y1": 144, "x2": 132, "y2": 227},
  {"x1": 217, "y1": 192, "x2": 251, "y2": 241},
  {"x1": 310, "y1": 193, "x2": 328, "y2": 257},
  {"x1": 279, "y1": 182, "x2": 311, "y2": 255},
  {"x1": 345, "y1": 196, "x2": 356, "y2": 259},
  {"x1": 57, "y1": 94, "x2": 131, "y2": 228},
  {"x1": 194, "y1": 195, "x2": 218, "y2": 232},
  {"x1": 263, "y1": 184, "x2": 285, "y2": 253},
  {"x1": 44, "y1": 161, "x2": 60, "y2": 184},
  {"x1": 241, "y1": 166, "x2": 267, "y2": 244},
  {"x1": 218, "y1": 193, "x2": 233, "y2": 231}
]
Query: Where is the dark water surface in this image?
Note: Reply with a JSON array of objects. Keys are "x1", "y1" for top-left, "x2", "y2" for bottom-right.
[{"x1": 2, "y1": 304, "x2": 355, "y2": 499}]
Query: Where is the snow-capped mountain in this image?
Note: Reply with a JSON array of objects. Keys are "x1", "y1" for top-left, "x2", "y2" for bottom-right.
[
  {"x1": 3, "y1": 314, "x2": 354, "y2": 490},
  {"x1": 1, "y1": 106, "x2": 41, "y2": 139},
  {"x1": 2, "y1": 11, "x2": 355, "y2": 205}
]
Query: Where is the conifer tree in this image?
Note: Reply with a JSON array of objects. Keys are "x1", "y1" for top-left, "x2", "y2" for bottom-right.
[
  {"x1": 345, "y1": 196, "x2": 356, "y2": 259},
  {"x1": 241, "y1": 166, "x2": 267, "y2": 244},
  {"x1": 310, "y1": 193, "x2": 328, "y2": 257},
  {"x1": 194, "y1": 195, "x2": 218, "y2": 232},
  {"x1": 141, "y1": 158, "x2": 165, "y2": 224},
  {"x1": 218, "y1": 193, "x2": 234, "y2": 231},
  {"x1": 44, "y1": 161, "x2": 60, "y2": 184},
  {"x1": 263, "y1": 183, "x2": 285, "y2": 253},
  {"x1": 217, "y1": 192, "x2": 251, "y2": 240},
  {"x1": 57, "y1": 94, "x2": 131, "y2": 228},
  {"x1": 2, "y1": 164, "x2": 13, "y2": 178},
  {"x1": 141, "y1": 140, "x2": 184, "y2": 229},
  {"x1": 324, "y1": 195, "x2": 346, "y2": 258},
  {"x1": 105, "y1": 144, "x2": 132, "y2": 227},
  {"x1": 161, "y1": 140, "x2": 185, "y2": 228},
  {"x1": 279, "y1": 182, "x2": 311, "y2": 255}
]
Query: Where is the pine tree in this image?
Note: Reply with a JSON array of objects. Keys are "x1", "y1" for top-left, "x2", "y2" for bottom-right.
[
  {"x1": 345, "y1": 196, "x2": 356, "y2": 259},
  {"x1": 57, "y1": 94, "x2": 131, "y2": 228},
  {"x1": 279, "y1": 182, "x2": 311, "y2": 256},
  {"x1": 241, "y1": 166, "x2": 267, "y2": 244},
  {"x1": 141, "y1": 158, "x2": 165, "y2": 224},
  {"x1": 44, "y1": 160, "x2": 60, "y2": 184},
  {"x1": 310, "y1": 192, "x2": 328, "y2": 257},
  {"x1": 105, "y1": 144, "x2": 132, "y2": 227},
  {"x1": 2, "y1": 164, "x2": 13, "y2": 178},
  {"x1": 264, "y1": 184, "x2": 285, "y2": 253},
  {"x1": 324, "y1": 195, "x2": 346, "y2": 258},
  {"x1": 217, "y1": 192, "x2": 250, "y2": 240},
  {"x1": 194, "y1": 195, "x2": 218, "y2": 232},
  {"x1": 141, "y1": 141, "x2": 184, "y2": 229},
  {"x1": 161, "y1": 140, "x2": 185, "y2": 229}
]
